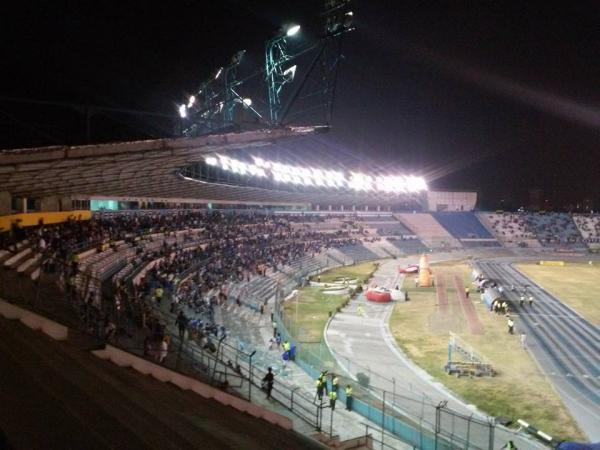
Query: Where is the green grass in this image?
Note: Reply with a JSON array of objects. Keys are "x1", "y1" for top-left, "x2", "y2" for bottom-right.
[
  {"x1": 282, "y1": 261, "x2": 378, "y2": 343},
  {"x1": 390, "y1": 260, "x2": 584, "y2": 441},
  {"x1": 515, "y1": 262, "x2": 600, "y2": 325},
  {"x1": 316, "y1": 261, "x2": 379, "y2": 284}
]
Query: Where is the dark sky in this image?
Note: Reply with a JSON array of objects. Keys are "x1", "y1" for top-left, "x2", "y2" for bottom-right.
[{"x1": 1, "y1": 1, "x2": 598, "y2": 209}]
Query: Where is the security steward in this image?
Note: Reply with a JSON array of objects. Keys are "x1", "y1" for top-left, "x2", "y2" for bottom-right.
[
  {"x1": 329, "y1": 390, "x2": 337, "y2": 410},
  {"x1": 331, "y1": 374, "x2": 339, "y2": 393},
  {"x1": 345, "y1": 385, "x2": 353, "y2": 411}
]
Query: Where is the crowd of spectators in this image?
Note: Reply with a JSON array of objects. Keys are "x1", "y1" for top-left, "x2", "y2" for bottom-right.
[
  {"x1": 573, "y1": 215, "x2": 600, "y2": 243},
  {"x1": 1, "y1": 210, "x2": 371, "y2": 362}
]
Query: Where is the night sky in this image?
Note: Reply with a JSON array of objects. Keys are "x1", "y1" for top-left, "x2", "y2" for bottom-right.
[{"x1": 1, "y1": 1, "x2": 598, "y2": 209}]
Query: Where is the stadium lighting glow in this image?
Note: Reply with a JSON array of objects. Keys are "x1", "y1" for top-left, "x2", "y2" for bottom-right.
[
  {"x1": 286, "y1": 24, "x2": 301, "y2": 36},
  {"x1": 203, "y1": 154, "x2": 428, "y2": 194},
  {"x1": 188, "y1": 95, "x2": 196, "y2": 108},
  {"x1": 178, "y1": 104, "x2": 187, "y2": 118},
  {"x1": 242, "y1": 98, "x2": 252, "y2": 107}
]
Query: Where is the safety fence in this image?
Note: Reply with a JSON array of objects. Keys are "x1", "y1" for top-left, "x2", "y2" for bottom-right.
[
  {"x1": 0, "y1": 255, "x2": 334, "y2": 436},
  {"x1": 0, "y1": 249, "x2": 547, "y2": 450},
  {"x1": 272, "y1": 270, "x2": 547, "y2": 450}
]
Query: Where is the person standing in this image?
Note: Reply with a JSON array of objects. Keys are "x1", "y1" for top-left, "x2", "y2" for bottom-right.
[
  {"x1": 159, "y1": 337, "x2": 169, "y2": 364},
  {"x1": 331, "y1": 374, "x2": 339, "y2": 393},
  {"x1": 507, "y1": 317, "x2": 514, "y2": 335},
  {"x1": 345, "y1": 385, "x2": 353, "y2": 411},
  {"x1": 520, "y1": 333, "x2": 527, "y2": 348},
  {"x1": 175, "y1": 311, "x2": 188, "y2": 340},
  {"x1": 528, "y1": 295, "x2": 534, "y2": 308},
  {"x1": 316, "y1": 377, "x2": 325, "y2": 402},
  {"x1": 465, "y1": 287, "x2": 470, "y2": 299},
  {"x1": 329, "y1": 390, "x2": 337, "y2": 411},
  {"x1": 262, "y1": 367, "x2": 274, "y2": 399}
]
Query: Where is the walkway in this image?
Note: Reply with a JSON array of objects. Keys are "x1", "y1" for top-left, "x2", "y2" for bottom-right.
[{"x1": 156, "y1": 293, "x2": 412, "y2": 449}]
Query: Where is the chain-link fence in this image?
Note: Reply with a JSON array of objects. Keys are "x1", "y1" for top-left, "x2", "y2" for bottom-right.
[{"x1": 272, "y1": 273, "x2": 548, "y2": 450}]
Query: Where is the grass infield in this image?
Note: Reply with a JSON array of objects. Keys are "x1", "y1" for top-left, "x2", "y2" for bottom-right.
[
  {"x1": 390, "y1": 260, "x2": 584, "y2": 441},
  {"x1": 515, "y1": 262, "x2": 600, "y2": 325}
]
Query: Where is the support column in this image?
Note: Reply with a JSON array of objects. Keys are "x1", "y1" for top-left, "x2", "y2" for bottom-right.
[
  {"x1": 60, "y1": 197, "x2": 73, "y2": 211},
  {"x1": 39, "y1": 196, "x2": 60, "y2": 212},
  {"x1": 0, "y1": 191, "x2": 11, "y2": 215}
]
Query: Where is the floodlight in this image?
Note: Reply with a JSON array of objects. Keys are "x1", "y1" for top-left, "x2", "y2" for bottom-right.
[
  {"x1": 205, "y1": 156, "x2": 218, "y2": 166},
  {"x1": 286, "y1": 24, "x2": 301, "y2": 36},
  {"x1": 242, "y1": 98, "x2": 253, "y2": 107},
  {"x1": 178, "y1": 104, "x2": 187, "y2": 118},
  {"x1": 283, "y1": 65, "x2": 297, "y2": 81},
  {"x1": 188, "y1": 95, "x2": 196, "y2": 108},
  {"x1": 214, "y1": 67, "x2": 223, "y2": 79}
]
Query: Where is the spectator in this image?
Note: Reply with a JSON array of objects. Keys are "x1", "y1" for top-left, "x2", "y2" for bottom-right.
[{"x1": 262, "y1": 367, "x2": 274, "y2": 399}]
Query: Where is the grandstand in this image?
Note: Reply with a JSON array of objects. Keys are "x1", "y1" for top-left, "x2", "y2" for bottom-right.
[
  {"x1": 2, "y1": 129, "x2": 598, "y2": 447},
  {"x1": 573, "y1": 214, "x2": 600, "y2": 248},
  {"x1": 480, "y1": 212, "x2": 585, "y2": 249},
  {"x1": 394, "y1": 213, "x2": 461, "y2": 249},
  {"x1": 478, "y1": 212, "x2": 541, "y2": 248},
  {"x1": 433, "y1": 212, "x2": 500, "y2": 248}
]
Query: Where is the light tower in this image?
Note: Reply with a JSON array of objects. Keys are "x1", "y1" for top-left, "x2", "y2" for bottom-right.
[{"x1": 265, "y1": 24, "x2": 301, "y2": 125}]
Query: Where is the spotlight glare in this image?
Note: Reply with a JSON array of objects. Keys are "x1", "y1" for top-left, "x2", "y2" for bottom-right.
[
  {"x1": 188, "y1": 95, "x2": 196, "y2": 108},
  {"x1": 214, "y1": 67, "x2": 223, "y2": 79},
  {"x1": 242, "y1": 98, "x2": 252, "y2": 107},
  {"x1": 286, "y1": 24, "x2": 301, "y2": 36},
  {"x1": 178, "y1": 104, "x2": 187, "y2": 118}
]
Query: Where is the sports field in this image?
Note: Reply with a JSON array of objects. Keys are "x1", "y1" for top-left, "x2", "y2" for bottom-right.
[
  {"x1": 515, "y1": 262, "x2": 600, "y2": 325},
  {"x1": 389, "y1": 260, "x2": 584, "y2": 441}
]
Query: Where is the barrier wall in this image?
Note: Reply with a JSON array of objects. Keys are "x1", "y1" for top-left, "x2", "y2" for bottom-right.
[
  {"x1": 0, "y1": 299, "x2": 69, "y2": 340},
  {"x1": 93, "y1": 345, "x2": 294, "y2": 431},
  {"x1": 0, "y1": 210, "x2": 91, "y2": 232}
]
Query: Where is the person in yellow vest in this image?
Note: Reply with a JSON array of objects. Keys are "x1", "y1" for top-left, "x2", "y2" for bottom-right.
[
  {"x1": 315, "y1": 377, "x2": 325, "y2": 401},
  {"x1": 357, "y1": 304, "x2": 364, "y2": 316},
  {"x1": 345, "y1": 385, "x2": 353, "y2": 411},
  {"x1": 331, "y1": 374, "x2": 339, "y2": 393},
  {"x1": 329, "y1": 390, "x2": 337, "y2": 410},
  {"x1": 465, "y1": 287, "x2": 470, "y2": 299},
  {"x1": 154, "y1": 287, "x2": 164, "y2": 305}
]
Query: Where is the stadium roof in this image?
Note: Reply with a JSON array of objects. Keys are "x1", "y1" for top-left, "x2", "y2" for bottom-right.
[{"x1": 0, "y1": 126, "x2": 424, "y2": 207}]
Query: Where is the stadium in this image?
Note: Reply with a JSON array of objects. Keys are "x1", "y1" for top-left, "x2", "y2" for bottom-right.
[{"x1": 1, "y1": 3, "x2": 598, "y2": 450}]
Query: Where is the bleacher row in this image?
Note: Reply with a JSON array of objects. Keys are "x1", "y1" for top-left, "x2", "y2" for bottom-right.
[{"x1": 3, "y1": 210, "x2": 599, "y2": 293}]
